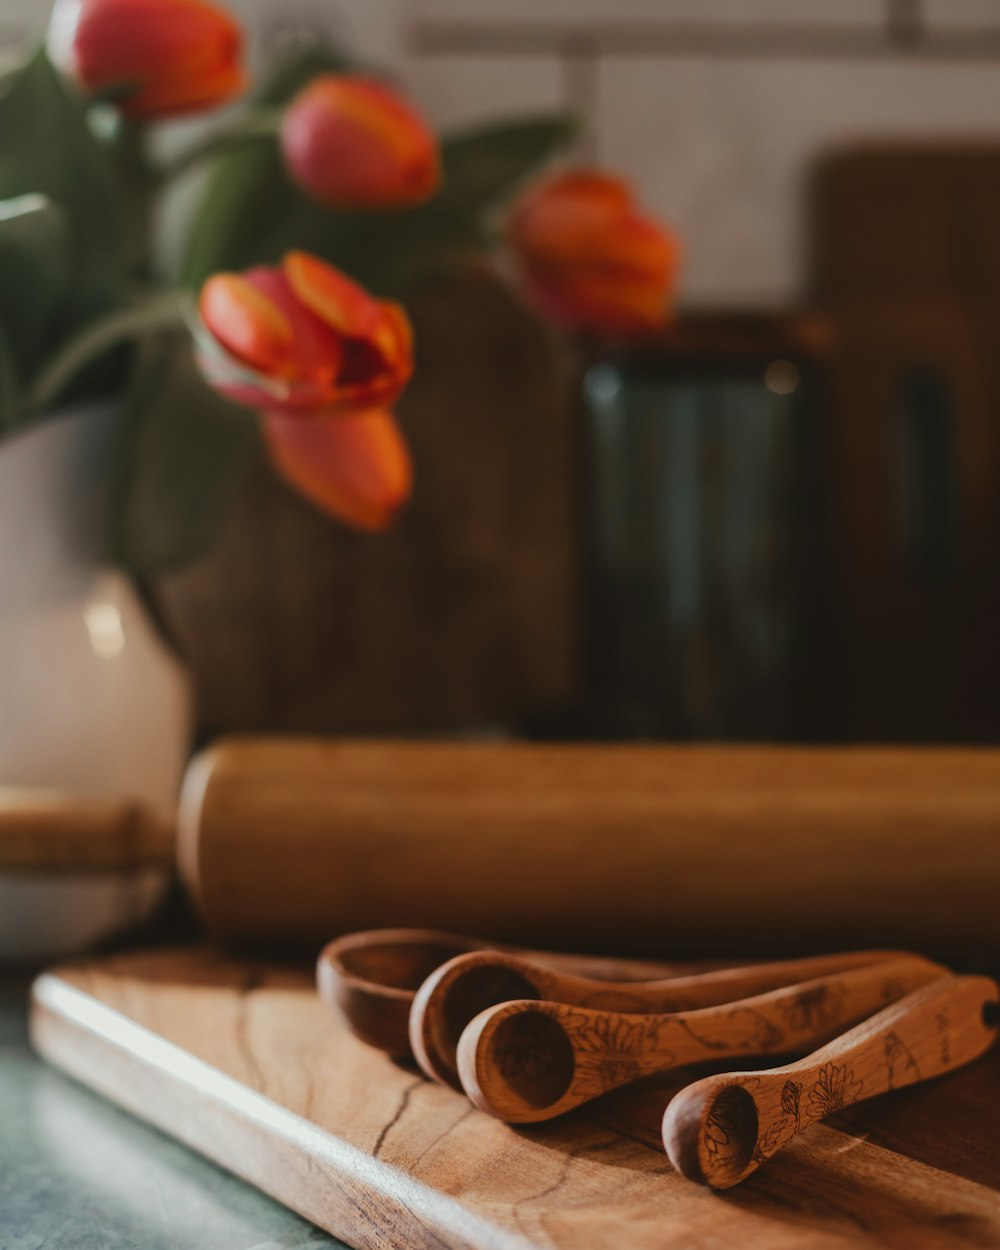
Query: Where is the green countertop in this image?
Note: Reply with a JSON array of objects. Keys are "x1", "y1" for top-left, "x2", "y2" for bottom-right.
[{"x1": 0, "y1": 980, "x2": 347, "y2": 1250}]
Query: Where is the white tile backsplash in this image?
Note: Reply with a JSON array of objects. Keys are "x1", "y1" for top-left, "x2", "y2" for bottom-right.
[
  {"x1": 230, "y1": 0, "x2": 402, "y2": 69},
  {"x1": 402, "y1": 52, "x2": 565, "y2": 131},
  {"x1": 595, "y1": 56, "x2": 1000, "y2": 305},
  {"x1": 923, "y1": 0, "x2": 1000, "y2": 30}
]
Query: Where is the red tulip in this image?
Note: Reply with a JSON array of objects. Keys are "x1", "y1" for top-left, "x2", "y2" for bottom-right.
[
  {"x1": 281, "y1": 75, "x2": 440, "y2": 209},
  {"x1": 197, "y1": 251, "x2": 414, "y2": 529},
  {"x1": 47, "y1": 0, "x2": 245, "y2": 118},
  {"x1": 198, "y1": 250, "x2": 413, "y2": 414},
  {"x1": 263, "y1": 407, "x2": 412, "y2": 532},
  {"x1": 508, "y1": 170, "x2": 680, "y2": 338}
]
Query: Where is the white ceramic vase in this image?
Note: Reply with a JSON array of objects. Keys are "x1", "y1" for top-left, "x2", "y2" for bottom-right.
[{"x1": 0, "y1": 405, "x2": 192, "y2": 961}]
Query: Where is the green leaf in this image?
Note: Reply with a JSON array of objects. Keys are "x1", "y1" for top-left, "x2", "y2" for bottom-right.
[
  {"x1": 435, "y1": 114, "x2": 579, "y2": 218},
  {"x1": 179, "y1": 39, "x2": 352, "y2": 285},
  {"x1": 105, "y1": 335, "x2": 259, "y2": 574},
  {"x1": 179, "y1": 32, "x2": 577, "y2": 294},
  {"x1": 0, "y1": 49, "x2": 124, "y2": 312},
  {"x1": 0, "y1": 194, "x2": 71, "y2": 379},
  {"x1": 0, "y1": 320, "x2": 19, "y2": 430}
]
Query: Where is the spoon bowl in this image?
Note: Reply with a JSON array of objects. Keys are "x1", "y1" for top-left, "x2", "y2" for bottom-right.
[{"x1": 318, "y1": 928, "x2": 685, "y2": 1057}]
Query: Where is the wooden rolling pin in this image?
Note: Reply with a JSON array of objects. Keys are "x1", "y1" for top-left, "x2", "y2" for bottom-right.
[
  {"x1": 177, "y1": 738, "x2": 1000, "y2": 955},
  {"x1": 0, "y1": 789, "x2": 174, "y2": 873}
]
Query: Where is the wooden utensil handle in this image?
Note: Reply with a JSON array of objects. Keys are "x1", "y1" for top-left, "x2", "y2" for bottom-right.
[
  {"x1": 663, "y1": 975, "x2": 999, "y2": 1189},
  {"x1": 458, "y1": 956, "x2": 944, "y2": 1123},
  {"x1": 520, "y1": 948, "x2": 910, "y2": 1013},
  {"x1": 410, "y1": 947, "x2": 918, "y2": 1089}
]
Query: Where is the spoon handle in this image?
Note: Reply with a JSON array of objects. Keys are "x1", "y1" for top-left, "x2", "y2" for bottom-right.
[
  {"x1": 507, "y1": 947, "x2": 911, "y2": 1013},
  {"x1": 663, "y1": 974, "x2": 999, "y2": 1189},
  {"x1": 458, "y1": 955, "x2": 944, "y2": 1122}
]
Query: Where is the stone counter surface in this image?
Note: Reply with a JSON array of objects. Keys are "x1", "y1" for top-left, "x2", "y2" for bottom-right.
[{"x1": 0, "y1": 981, "x2": 347, "y2": 1250}]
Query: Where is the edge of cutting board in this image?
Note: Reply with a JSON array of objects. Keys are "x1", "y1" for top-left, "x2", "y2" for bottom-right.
[
  {"x1": 29, "y1": 971, "x2": 523, "y2": 1250},
  {"x1": 27, "y1": 948, "x2": 1000, "y2": 1250}
]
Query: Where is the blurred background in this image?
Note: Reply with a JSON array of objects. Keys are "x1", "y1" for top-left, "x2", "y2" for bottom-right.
[{"x1": 6, "y1": 0, "x2": 1000, "y2": 747}]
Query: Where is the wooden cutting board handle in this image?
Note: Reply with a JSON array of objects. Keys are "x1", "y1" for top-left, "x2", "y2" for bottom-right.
[{"x1": 177, "y1": 737, "x2": 1000, "y2": 953}]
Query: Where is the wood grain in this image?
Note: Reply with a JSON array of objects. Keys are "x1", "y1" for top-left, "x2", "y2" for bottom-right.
[
  {"x1": 454, "y1": 957, "x2": 944, "y2": 1122},
  {"x1": 179, "y1": 738, "x2": 1000, "y2": 954},
  {"x1": 663, "y1": 976, "x2": 999, "y2": 1188},
  {"x1": 29, "y1": 947, "x2": 1000, "y2": 1250},
  {"x1": 0, "y1": 789, "x2": 173, "y2": 872},
  {"x1": 409, "y1": 947, "x2": 910, "y2": 1088}
]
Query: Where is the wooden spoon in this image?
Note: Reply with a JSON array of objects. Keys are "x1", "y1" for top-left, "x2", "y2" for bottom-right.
[
  {"x1": 317, "y1": 928, "x2": 687, "y2": 1056},
  {"x1": 410, "y1": 947, "x2": 911, "y2": 1087},
  {"x1": 455, "y1": 955, "x2": 945, "y2": 1122},
  {"x1": 662, "y1": 974, "x2": 999, "y2": 1189}
]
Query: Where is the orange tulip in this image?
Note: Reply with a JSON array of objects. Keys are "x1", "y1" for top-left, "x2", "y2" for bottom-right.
[
  {"x1": 507, "y1": 171, "x2": 680, "y2": 338},
  {"x1": 281, "y1": 75, "x2": 440, "y2": 209},
  {"x1": 263, "y1": 407, "x2": 412, "y2": 532},
  {"x1": 197, "y1": 251, "x2": 414, "y2": 529},
  {"x1": 198, "y1": 250, "x2": 413, "y2": 415},
  {"x1": 47, "y1": 0, "x2": 245, "y2": 118}
]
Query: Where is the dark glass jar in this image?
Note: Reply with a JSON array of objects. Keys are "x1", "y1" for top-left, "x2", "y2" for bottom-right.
[{"x1": 579, "y1": 312, "x2": 835, "y2": 741}]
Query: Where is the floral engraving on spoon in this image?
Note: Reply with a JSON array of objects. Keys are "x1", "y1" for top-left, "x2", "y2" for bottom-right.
[
  {"x1": 806, "y1": 1062, "x2": 863, "y2": 1117},
  {"x1": 885, "y1": 1031, "x2": 921, "y2": 1088},
  {"x1": 753, "y1": 1080, "x2": 804, "y2": 1161},
  {"x1": 780, "y1": 1078, "x2": 803, "y2": 1128},
  {"x1": 570, "y1": 1014, "x2": 666, "y2": 1097},
  {"x1": 780, "y1": 982, "x2": 846, "y2": 1032},
  {"x1": 677, "y1": 1006, "x2": 785, "y2": 1055},
  {"x1": 704, "y1": 1100, "x2": 740, "y2": 1164}
]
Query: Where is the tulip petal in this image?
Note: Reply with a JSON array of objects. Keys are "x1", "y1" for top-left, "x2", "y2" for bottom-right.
[
  {"x1": 281, "y1": 74, "x2": 440, "y2": 209},
  {"x1": 263, "y1": 407, "x2": 413, "y2": 531},
  {"x1": 242, "y1": 265, "x2": 347, "y2": 394},
  {"x1": 48, "y1": 0, "x2": 245, "y2": 117},
  {"x1": 331, "y1": 300, "x2": 415, "y2": 409},
  {"x1": 199, "y1": 274, "x2": 296, "y2": 377},
  {"x1": 511, "y1": 176, "x2": 673, "y2": 282},
  {"x1": 513, "y1": 170, "x2": 633, "y2": 224},
  {"x1": 526, "y1": 269, "x2": 672, "y2": 336},
  {"x1": 283, "y1": 253, "x2": 415, "y2": 407},
  {"x1": 509, "y1": 167, "x2": 680, "y2": 338},
  {"x1": 283, "y1": 250, "x2": 385, "y2": 340}
]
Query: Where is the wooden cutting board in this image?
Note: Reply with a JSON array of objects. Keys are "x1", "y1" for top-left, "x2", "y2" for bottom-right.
[{"x1": 29, "y1": 947, "x2": 1000, "y2": 1250}]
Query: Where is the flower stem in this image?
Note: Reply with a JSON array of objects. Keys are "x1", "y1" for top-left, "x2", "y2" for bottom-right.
[{"x1": 27, "y1": 292, "x2": 193, "y2": 416}]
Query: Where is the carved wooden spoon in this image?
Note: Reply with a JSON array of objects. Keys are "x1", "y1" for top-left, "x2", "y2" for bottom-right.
[
  {"x1": 662, "y1": 974, "x2": 999, "y2": 1189},
  {"x1": 317, "y1": 928, "x2": 685, "y2": 1057},
  {"x1": 455, "y1": 956, "x2": 945, "y2": 1122},
  {"x1": 410, "y1": 947, "x2": 910, "y2": 1087}
]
